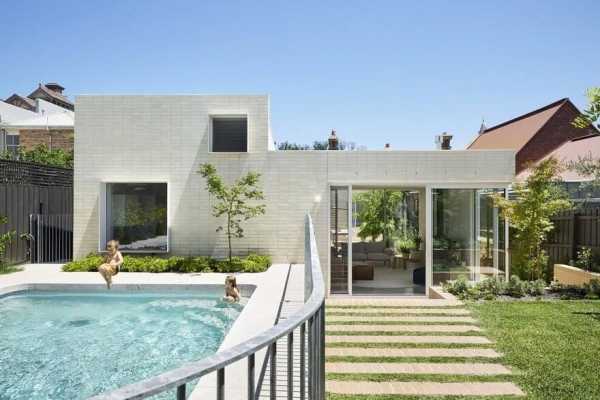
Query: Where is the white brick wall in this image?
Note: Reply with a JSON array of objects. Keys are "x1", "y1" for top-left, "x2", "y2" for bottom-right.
[{"x1": 74, "y1": 95, "x2": 515, "y2": 291}]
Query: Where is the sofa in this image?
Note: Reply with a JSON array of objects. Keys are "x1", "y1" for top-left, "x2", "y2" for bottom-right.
[{"x1": 342, "y1": 241, "x2": 391, "y2": 266}]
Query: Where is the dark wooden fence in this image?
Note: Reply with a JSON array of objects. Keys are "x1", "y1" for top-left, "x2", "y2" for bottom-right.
[
  {"x1": 544, "y1": 204, "x2": 600, "y2": 269},
  {"x1": 0, "y1": 160, "x2": 73, "y2": 264}
]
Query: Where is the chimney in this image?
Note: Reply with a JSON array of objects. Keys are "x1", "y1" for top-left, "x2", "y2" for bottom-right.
[
  {"x1": 328, "y1": 129, "x2": 339, "y2": 150},
  {"x1": 435, "y1": 132, "x2": 453, "y2": 150},
  {"x1": 384, "y1": 143, "x2": 391, "y2": 150},
  {"x1": 45, "y1": 83, "x2": 65, "y2": 94}
]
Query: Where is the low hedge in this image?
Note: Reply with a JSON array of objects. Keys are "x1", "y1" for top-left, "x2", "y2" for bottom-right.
[
  {"x1": 443, "y1": 275, "x2": 547, "y2": 300},
  {"x1": 63, "y1": 253, "x2": 271, "y2": 273}
]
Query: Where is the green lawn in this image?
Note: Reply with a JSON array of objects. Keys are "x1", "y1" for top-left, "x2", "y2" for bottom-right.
[{"x1": 469, "y1": 300, "x2": 600, "y2": 400}]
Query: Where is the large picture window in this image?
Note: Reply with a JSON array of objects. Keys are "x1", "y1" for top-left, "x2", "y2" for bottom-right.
[{"x1": 104, "y1": 183, "x2": 168, "y2": 252}]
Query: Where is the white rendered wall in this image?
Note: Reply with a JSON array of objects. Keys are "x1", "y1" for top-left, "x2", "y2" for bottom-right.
[{"x1": 74, "y1": 95, "x2": 515, "y2": 292}]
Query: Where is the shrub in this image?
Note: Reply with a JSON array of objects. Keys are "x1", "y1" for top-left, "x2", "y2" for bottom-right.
[
  {"x1": 63, "y1": 253, "x2": 271, "y2": 273},
  {"x1": 443, "y1": 276, "x2": 469, "y2": 297}
]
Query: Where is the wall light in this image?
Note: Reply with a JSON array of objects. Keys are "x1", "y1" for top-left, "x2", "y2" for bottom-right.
[{"x1": 313, "y1": 194, "x2": 322, "y2": 203}]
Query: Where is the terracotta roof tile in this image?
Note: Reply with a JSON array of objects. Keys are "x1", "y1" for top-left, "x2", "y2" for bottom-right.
[{"x1": 468, "y1": 98, "x2": 568, "y2": 151}]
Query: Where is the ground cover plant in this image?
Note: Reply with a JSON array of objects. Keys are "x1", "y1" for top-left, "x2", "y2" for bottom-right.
[{"x1": 63, "y1": 253, "x2": 271, "y2": 273}]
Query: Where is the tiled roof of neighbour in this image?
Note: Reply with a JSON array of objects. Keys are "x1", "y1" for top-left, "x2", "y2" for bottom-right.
[
  {"x1": 468, "y1": 98, "x2": 569, "y2": 150},
  {"x1": 28, "y1": 84, "x2": 73, "y2": 106},
  {"x1": 5, "y1": 94, "x2": 37, "y2": 109},
  {"x1": 516, "y1": 134, "x2": 600, "y2": 182}
]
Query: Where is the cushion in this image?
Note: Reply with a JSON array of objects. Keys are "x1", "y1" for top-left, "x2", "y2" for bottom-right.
[
  {"x1": 352, "y1": 242, "x2": 366, "y2": 254},
  {"x1": 366, "y1": 241, "x2": 385, "y2": 254},
  {"x1": 367, "y1": 253, "x2": 389, "y2": 261},
  {"x1": 353, "y1": 252, "x2": 367, "y2": 261}
]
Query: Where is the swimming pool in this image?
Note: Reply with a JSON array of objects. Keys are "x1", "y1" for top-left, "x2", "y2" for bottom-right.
[{"x1": 0, "y1": 288, "x2": 244, "y2": 399}]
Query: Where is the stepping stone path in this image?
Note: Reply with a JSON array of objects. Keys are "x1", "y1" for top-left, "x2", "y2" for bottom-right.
[{"x1": 325, "y1": 297, "x2": 524, "y2": 397}]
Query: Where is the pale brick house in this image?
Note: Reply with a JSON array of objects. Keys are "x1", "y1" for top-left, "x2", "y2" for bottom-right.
[{"x1": 74, "y1": 95, "x2": 514, "y2": 296}]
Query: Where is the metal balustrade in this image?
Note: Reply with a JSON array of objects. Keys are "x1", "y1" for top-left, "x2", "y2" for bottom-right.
[{"x1": 88, "y1": 214, "x2": 326, "y2": 400}]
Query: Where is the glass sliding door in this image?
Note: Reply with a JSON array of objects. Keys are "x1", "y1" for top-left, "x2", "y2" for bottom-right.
[
  {"x1": 330, "y1": 186, "x2": 350, "y2": 294},
  {"x1": 432, "y1": 188, "x2": 505, "y2": 285}
]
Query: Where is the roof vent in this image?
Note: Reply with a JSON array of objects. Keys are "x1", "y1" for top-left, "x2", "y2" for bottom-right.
[{"x1": 435, "y1": 132, "x2": 453, "y2": 150}]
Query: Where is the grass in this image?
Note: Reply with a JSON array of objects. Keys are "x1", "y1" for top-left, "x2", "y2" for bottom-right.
[
  {"x1": 326, "y1": 330, "x2": 484, "y2": 336},
  {"x1": 469, "y1": 300, "x2": 600, "y2": 400}
]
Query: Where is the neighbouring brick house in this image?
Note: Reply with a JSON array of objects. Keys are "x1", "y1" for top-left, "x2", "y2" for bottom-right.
[
  {"x1": 0, "y1": 83, "x2": 74, "y2": 153},
  {"x1": 468, "y1": 98, "x2": 598, "y2": 174}
]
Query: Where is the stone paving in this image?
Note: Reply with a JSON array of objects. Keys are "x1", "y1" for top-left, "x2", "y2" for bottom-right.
[{"x1": 325, "y1": 297, "x2": 525, "y2": 397}]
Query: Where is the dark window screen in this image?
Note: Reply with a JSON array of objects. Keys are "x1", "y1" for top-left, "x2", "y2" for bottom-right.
[{"x1": 212, "y1": 117, "x2": 248, "y2": 152}]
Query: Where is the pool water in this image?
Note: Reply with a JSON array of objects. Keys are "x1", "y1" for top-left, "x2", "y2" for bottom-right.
[{"x1": 0, "y1": 290, "x2": 244, "y2": 399}]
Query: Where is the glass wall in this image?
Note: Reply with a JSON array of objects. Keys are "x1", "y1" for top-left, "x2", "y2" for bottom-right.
[
  {"x1": 432, "y1": 188, "x2": 505, "y2": 285},
  {"x1": 105, "y1": 183, "x2": 168, "y2": 252},
  {"x1": 330, "y1": 186, "x2": 349, "y2": 294}
]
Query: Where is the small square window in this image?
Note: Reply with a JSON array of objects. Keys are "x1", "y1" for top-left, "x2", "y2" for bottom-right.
[{"x1": 211, "y1": 116, "x2": 248, "y2": 152}]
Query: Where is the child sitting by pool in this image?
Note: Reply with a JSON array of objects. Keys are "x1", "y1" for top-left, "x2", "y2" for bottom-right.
[
  {"x1": 98, "y1": 240, "x2": 123, "y2": 289},
  {"x1": 223, "y1": 275, "x2": 240, "y2": 303}
]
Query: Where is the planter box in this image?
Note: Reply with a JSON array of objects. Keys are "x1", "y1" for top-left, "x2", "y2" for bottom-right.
[{"x1": 554, "y1": 264, "x2": 600, "y2": 287}]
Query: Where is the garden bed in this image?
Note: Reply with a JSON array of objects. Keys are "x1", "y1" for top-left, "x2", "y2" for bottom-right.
[{"x1": 63, "y1": 253, "x2": 271, "y2": 273}]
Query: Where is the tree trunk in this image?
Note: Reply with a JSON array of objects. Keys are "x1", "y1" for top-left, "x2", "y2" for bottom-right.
[{"x1": 227, "y1": 214, "x2": 232, "y2": 263}]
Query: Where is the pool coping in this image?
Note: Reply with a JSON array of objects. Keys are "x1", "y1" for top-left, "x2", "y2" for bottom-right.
[{"x1": 0, "y1": 264, "x2": 292, "y2": 399}]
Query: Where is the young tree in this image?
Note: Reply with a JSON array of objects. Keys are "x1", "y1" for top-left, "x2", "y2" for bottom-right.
[
  {"x1": 0, "y1": 216, "x2": 15, "y2": 271},
  {"x1": 354, "y1": 189, "x2": 403, "y2": 247},
  {"x1": 198, "y1": 163, "x2": 266, "y2": 263},
  {"x1": 493, "y1": 158, "x2": 572, "y2": 280}
]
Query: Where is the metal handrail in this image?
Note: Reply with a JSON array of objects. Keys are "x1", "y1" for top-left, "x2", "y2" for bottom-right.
[{"x1": 89, "y1": 214, "x2": 326, "y2": 400}]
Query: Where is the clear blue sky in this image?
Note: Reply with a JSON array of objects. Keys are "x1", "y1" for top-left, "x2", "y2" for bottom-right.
[{"x1": 1, "y1": 0, "x2": 598, "y2": 149}]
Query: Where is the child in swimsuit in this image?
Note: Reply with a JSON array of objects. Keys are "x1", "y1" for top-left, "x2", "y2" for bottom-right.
[
  {"x1": 223, "y1": 275, "x2": 240, "y2": 303},
  {"x1": 98, "y1": 240, "x2": 123, "y2": 289}
]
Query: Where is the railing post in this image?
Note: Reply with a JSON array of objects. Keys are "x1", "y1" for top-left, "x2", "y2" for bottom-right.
[
  {"x1": 217, "y1": 368, "x2": 225, "y2": 400},
  {"x1": 308, "y1": 316, "x2": 314, "y2": 400},
  {"x1": 287, "y1": 331, "x2": 294, "y2": 400},
  {"x1": 248, "y1": 353, "x2": 255, "y2": 400},
  {"x1": 270, "y1": 342, "x2": 277, "y2": 400},
  {"x1": 176, "y1": 384, "x2": 186, "y2": 400},
  {"x1": 300, "y1": 322, "x2": 306, "y2": 400},
  {"x1": 319, "y1": 302, "x2": 326, "y2": 400}
]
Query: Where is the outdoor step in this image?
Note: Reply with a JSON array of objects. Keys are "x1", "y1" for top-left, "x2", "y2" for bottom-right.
[
  {"x1": 326, "y1": 381, "x2": 525, "y2": 396},
  {"x1": 326, "y1": 298, "x2": 463, "y2": 307},
  {"x1": 327, "y1": 307, "x2": 471, "y2": 315},
  {"x1": 326, "y1": 335, "x2": 492, "y2": 344},
  {"x1": 327, "y1": 324, "x2": 482, "y2": 333},
  {"x1": 327, "y1": 315, "x2": 477, "y2": 323},
  {"x1": 326, "y1": 362, "x2": 512, "y2": 375},
  {"x1": 326, "y1": 347, "x2": 501, "y2": 358}
]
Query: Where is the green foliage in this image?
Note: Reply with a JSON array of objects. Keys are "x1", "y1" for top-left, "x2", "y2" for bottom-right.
[
  {"x1": 393, "y1": 229, "x2": 417, "y2": 253},
  {"x1": 0, "y1": 215, "x2": 16, "y2": 272},
  {"x1": 569, "y1": 87, "x2": 600, "y2": 194},
  {"x1": 443, "y1": 275, "x2": 547, "y2": 300},
  {"x1": 493, "y1": 157, "x2": 572, "y2": 280},
  {"x1": 277, "y1": 140, "x2": 359, "y2": 150},
  {"x1": 63, "y1": 253, "x2": 271, "y2": 273},
  {"x1": 198, "y1": 163, "x2": 266, "y2": 263},
  {"x1": 574, "y1": 246, "x2": 599, "y2": 272},
  {"x1": 354, "y1": 190, "x2": 404, "y2": 247},
  {"x1": 0, "y1": 144, "x2": 73, "y2": 168},
  {"x1": 572, "y1": 87, "x2": 600, "y2": 129}
]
